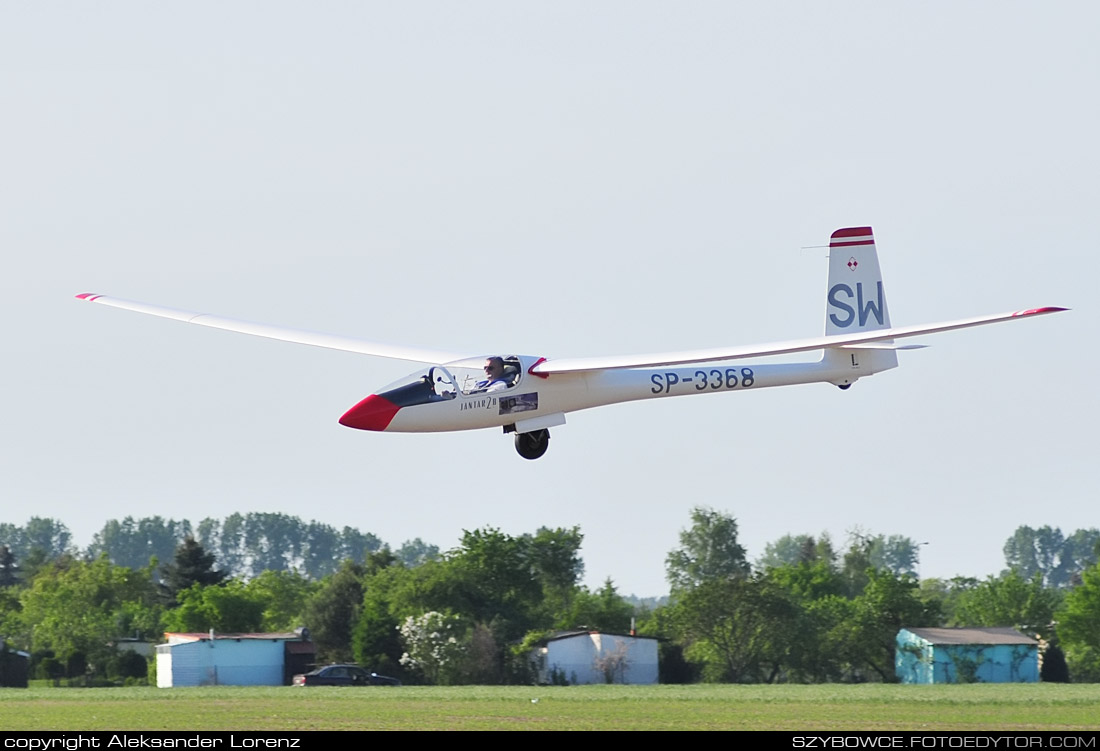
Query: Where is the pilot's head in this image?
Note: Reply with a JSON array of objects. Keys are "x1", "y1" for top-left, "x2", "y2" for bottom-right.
[{"x1": 484, "y1": 356, "x2": 505, "y2": 379}]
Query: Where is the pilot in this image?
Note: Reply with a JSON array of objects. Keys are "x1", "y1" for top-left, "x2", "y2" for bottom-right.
[{"x1": 477, "y1": 356, "x2": 509, "y2": 393}]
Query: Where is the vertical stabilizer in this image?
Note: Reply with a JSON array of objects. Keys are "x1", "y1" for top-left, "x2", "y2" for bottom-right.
[
  {"x1": 823, "y1": 227, "x2": 898, "y2": 376},
  {"x1": 826, "y1": 227, "x2": 891, "y2": 334}
]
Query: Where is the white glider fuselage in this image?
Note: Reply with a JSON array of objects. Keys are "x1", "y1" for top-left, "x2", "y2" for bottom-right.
[{"x1": 362, "y1": 355, "x2": 866, "y2": 434}]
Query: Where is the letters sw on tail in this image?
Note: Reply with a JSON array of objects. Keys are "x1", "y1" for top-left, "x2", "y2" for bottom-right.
[{"x1": 77, "y1": 227, "x2": 1066, "y2": 460}]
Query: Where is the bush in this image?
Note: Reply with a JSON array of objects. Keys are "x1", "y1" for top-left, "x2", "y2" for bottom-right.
[
  {"x1": 65, "y1": 652, "x2": 87, "y2": 679},
  {"x1": 1041, "y1": 644, "x2": 1070, "y2": 683},
  {"x1": 36, "y1": 657, "x2": 64, "y2": 681},
  {"x1": 658, "y1": 643, "x2": 700, "y2": 684},
  {"x1": 1064, "y1": 644, "x2": 1100, "y2": 683},
  {"x1": 108, "y1": 650, "x2": 149, "y2": 680}
]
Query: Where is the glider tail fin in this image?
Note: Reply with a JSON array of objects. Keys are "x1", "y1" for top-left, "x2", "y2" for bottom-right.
[{"x1": 823, "y1": 227, "x2": 898, "y2": 377}]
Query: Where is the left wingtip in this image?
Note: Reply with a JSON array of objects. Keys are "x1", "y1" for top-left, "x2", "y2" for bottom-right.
[{"x1": 75, "y1": 293, "x2": 101, "y2": 301}]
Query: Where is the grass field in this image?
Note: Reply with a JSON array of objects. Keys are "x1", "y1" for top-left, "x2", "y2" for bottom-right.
[{"x1": 1, "y1": 684, "x2": 1099, "y2": 731}]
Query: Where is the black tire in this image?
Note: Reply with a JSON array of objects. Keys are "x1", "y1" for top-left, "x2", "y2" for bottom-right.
[{"x1": 514, "y1": 429, "x2": 550, "y2": 460}]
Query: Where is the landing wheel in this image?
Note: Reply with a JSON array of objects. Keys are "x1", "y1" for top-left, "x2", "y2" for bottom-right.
[
  {"x1": 838, "y1": 383, "x2": 852, "y2": 390},
  {"x1": 515, "y1": 429, "x2": 550, "y2": 460}
]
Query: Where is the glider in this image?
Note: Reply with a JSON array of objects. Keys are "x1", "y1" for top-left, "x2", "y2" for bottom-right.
[{"x1": 77, "y1": 227, "x2": 1065, "y2": 459}]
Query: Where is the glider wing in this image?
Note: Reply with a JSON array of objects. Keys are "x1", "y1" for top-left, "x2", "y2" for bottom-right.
[
  {"x1": 532, "y1": 307, "x2": 1067, "y2": 375},
  {"x1": 75, "y1": 293, "x2": 473, "y2": 365}
]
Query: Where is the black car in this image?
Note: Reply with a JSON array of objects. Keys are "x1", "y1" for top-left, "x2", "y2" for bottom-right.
[{"x1": 292, "y1": 664, "x2": 401, "y2": 687}]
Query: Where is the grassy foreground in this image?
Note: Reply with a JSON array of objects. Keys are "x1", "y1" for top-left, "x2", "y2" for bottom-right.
[{"x1": 1, "y1": 684, "x2": 1099, "y2": 731}]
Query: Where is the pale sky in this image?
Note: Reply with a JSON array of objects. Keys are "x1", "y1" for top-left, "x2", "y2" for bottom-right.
[{"x1": 2, "y1": 2, "x2": 1096, "y2": 596}]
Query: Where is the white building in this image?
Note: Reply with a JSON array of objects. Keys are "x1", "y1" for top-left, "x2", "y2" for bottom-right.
[
  {"x1": 534, "y1": 631, "x2": 659, "y2": 685},
  {"x1": 156, "y1": 632, "x2": 314, "y2": 688}
]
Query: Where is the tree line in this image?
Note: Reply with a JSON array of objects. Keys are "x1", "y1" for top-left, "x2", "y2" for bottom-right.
[
  {"x1": 0, "y1": 513, "x2": 437, "y2": 582},
  {"x1": 1, "y1": 511, "x2": 1098, "y2": 685}
]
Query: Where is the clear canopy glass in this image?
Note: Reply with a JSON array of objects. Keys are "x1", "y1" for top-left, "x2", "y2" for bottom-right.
[{"x1": 375, "y1": 355, "x2": 523, "y2": 408}]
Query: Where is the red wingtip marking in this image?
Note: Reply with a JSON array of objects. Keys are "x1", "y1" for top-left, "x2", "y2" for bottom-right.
[
  {"x1": 528, "y1": 357, "x2": 550, "y2": 379},
  {"x1": 339, "y1": 394, "x2": 400, "y2": 431},
  {"x1": 75, "y1": 293, "x2": 101, "y2": 301},
  {"x1": 1013, "y1": 306, "x2": 1069, "y2": 317}
]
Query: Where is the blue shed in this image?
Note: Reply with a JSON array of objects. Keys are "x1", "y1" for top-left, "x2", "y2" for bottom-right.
[
  {"x1": 896, "y1": 627, "x2": 1038, "y2": 684},
  {"x1": 156, "y1": 631, "x2": 314, "y2": 687}
]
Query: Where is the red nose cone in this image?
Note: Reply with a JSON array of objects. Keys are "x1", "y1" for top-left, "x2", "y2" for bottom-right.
[{"x1": 339, "y1": 394, "x2": 400, "y2": 431}]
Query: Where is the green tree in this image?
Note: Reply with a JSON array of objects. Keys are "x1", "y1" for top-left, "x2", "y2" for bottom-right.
[
  {"x1": 524, "y1": 527, "x2": 584, "y2": 591},
  {"x1": 352, "y1": 581, "x2": 404, "y2": 676},
  {"x1": 764, "y1": 562, "x2": 847, "y2": 682},
  {"x1": 23, "y1": 518, "x2": 74, "y2": 559},
  {"x1": 953, "y1": 571, "x2": 1061, "y2": 631},
  {"x1": 337, "y1": 526, "x2": 384, "y2": 565},
  {"x1": 671, "y1": 574, "x2": 799, "y2": 682},
  {"x1": 525, "y1": 526, "x2": 584, "y2": 621},
  {"x1": 162, "y1": 582, "x2": 264, "y2": 633},
  {"x1": 434, "y1": 527, "x2": 542, "y2": 641},
  {"x1": 758, "y1": 534, "x2": 836, "y2": 570},
  {"x1": 352, "y1": 525, "x2": 589, "y2": 684},
  {"x1": 0, "y1": 586, "x2": 26, "y2": 652},
  {"x1": 88, "y1": 517, "x2": 192, "y2": 570},
  {"x1": 835, "y1": 569, "x2": 939, "y2": 682},
  {"x1": 1057, "y1": 562, "x2": 1100, "y2": 651},
  {"x1": 767, "y1": 560, "x2": 845, "y2": 603},
  {"x1": 198, "y1": 514, "x2": 247, "y2": 578},
  {"x1": 348, "y1": 549, "x2": 407, "y2": 678},
  {"x1": 0, "y1": 518, "x2": 73, "y2": 566},
  {"x1": 303, "y1": 560, "x2": 364, "y2": 662},
  {"x1": 239, "y1": 513, "x2": 303, "y2": 578},
  {"x1": 159, "y1": 538, "x2": 226, "y2": 605},
  {"x1": 1003, "y1": 525, "x2": 1099, "y2": 588},
  {"x1": 561, "y1": 578, "x2": 635, "y2": 633},
  {"x1": 841, "y1": 530, "x2": 923, "y2": 594},
  {"x1": 300, "y1": 521, "x2": 342, "y2": 579},
  {"x1": 665, "y1": 507, "x2": 750, "y2": 592},
  {"x1": 1061, "y1": 529, "x2": 1100, "y2": 586},
  {"x1": 19, "y1": 556, "x2": 160, "y2": 675},
  {"x1": 868, "y1": 535, "x2": 922, "y2": 578},
  {"x1": 1057, "y1": 562, "x2": 1100, "y2": 682},
  {"x1": 0, "y1": 546, "x2": 19, "y2": 588},
  {"x1": 917, "y1": 576, "x2": 978, "y2": 625},
  {"x1": 243, "y1": 570, "x2": 316, "y2": 632},
  {"x1": 198, "y1": 514, "x2": 385, "y2": 579},
  {"x1": 395, "y1": 538, "x2": 440, "y2": 568}
]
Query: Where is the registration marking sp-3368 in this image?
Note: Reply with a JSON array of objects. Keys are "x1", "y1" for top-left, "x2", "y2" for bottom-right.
[{"x1": 651, "y1": 367, "x2": 755, "y2": 395}]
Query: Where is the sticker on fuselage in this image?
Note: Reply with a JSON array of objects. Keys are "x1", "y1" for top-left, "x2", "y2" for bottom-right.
[{"x1": 499, "y1": 393, "x2": 538, "y2": 416}]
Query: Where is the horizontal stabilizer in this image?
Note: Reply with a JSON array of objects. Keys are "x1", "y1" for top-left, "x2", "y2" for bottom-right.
[{"x1": 840, "y1": 343, "x2": 927, "y2": 351}]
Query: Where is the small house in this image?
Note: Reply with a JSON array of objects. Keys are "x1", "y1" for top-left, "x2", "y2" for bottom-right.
[
  {"x1": 156, "y1": 631, "x2": 315, "y2": 687},
  {"x1": 896, "y1": 627, "x2": 1039, "y2": 684},
  {"x1": 533, "y1": 630, "x2": 658, "y2": 685}
]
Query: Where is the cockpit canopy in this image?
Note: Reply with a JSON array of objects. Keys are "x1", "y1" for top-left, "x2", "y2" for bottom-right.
[{"x1": 374, "y1": 356, "x2": 524, "y2": 409}]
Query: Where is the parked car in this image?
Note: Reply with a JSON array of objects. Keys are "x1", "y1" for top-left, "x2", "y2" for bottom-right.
[{"x1": 292, "y1": 664, "x2": 401, "y2": 687}]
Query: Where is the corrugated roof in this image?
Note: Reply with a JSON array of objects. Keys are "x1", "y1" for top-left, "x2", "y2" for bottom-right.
[
  {"x1": 543, "y1": 630, "x2": 657, "y2": 644},
  {"x1": 164, "y1": 632, "x2": 305, "y2": 643},
  {"x1": 903, "y1": 627, "x2": 1037, "y2": 646}
]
